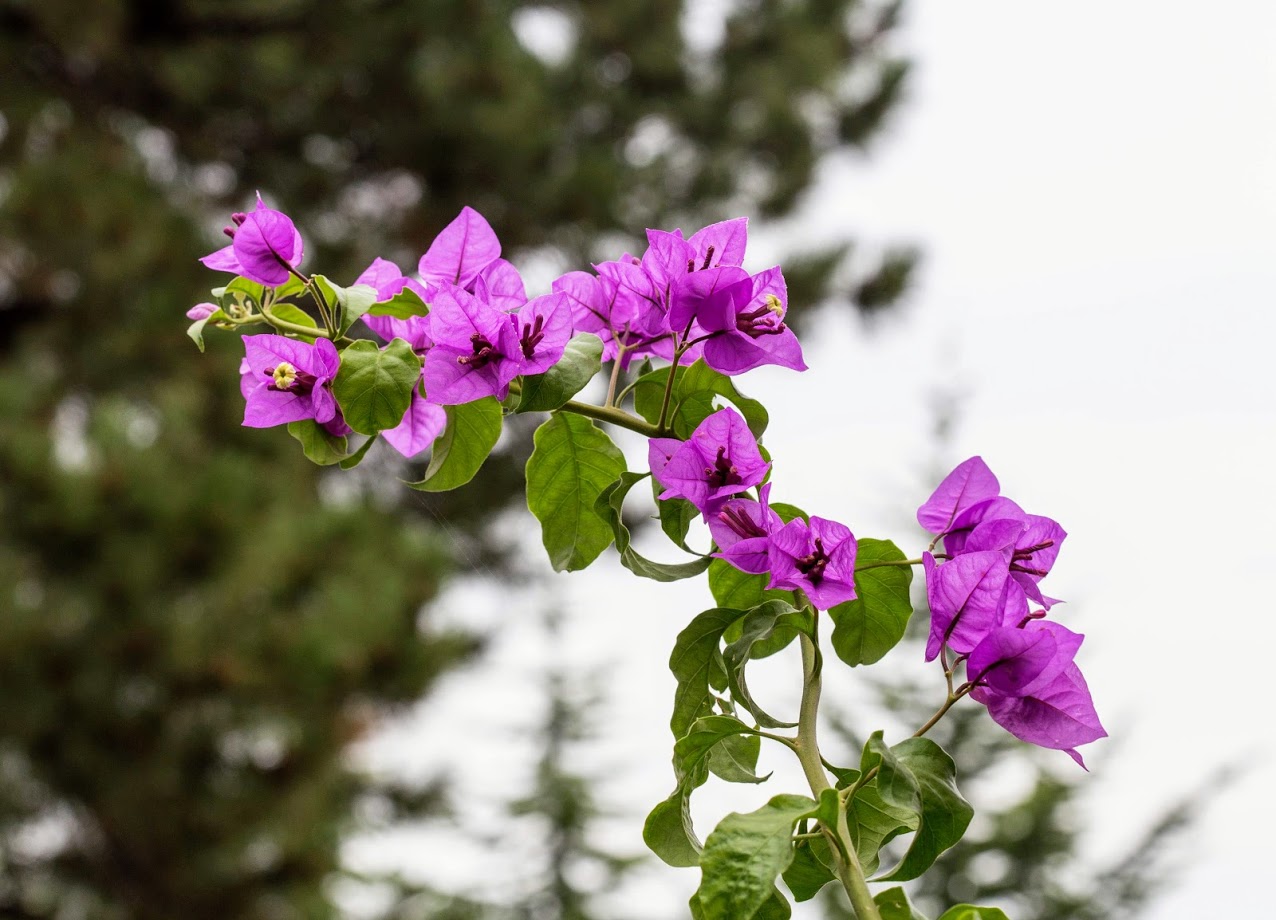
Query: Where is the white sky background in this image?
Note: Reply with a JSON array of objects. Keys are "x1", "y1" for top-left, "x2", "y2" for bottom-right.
[{"x1": 347, "y1": 2, "x2": 1276, "y2": 917}]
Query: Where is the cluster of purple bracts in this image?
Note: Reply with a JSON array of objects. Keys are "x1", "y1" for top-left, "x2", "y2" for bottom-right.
[
  {"x1": 650, "y1": 407, "x2": 861, "y2": 612},
  {"x1": 198, "y1": 198, "x2": 1103, "y2": 766},
  {"x1": 203, "y1": 203, "x2": 806, "y2": 458},
  {"x1": 918, "y1": 457, "x2": 1106, "y2": 766}
]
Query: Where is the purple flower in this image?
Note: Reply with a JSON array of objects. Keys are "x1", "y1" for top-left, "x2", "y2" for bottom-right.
[
  {"x1": 917, "y1": 456, "x2": 1001, "y2": 536},
  {"x1": 922, "y1": 550, "x2": 1020, "y2": 661},
  {"x1": 553, "y1": 271, "x2": 637, "y2": 362},
  {"x1": 186, "y1": 302, "x2": 218, "y2": 321},
  {"x1": 964, "y1": 513, "x2": 1068, "y2": 610},
  {"x1": 201, "y1": 194, "x2": 304, "y2": 287},
  {"x1": 382, "y1": 389, "x2": 447, "y2": 458},
  {"x1": 355, "y1": 257, "x2": 434, "y2": 351},
  {"x1": 971, "y1": 658, "x2": 1107, "y2": 768},
  {"x1": 966, "y1": 620, "x2": 1083, "y2": 699},
  {"x1": 697, "y1": 267, "x2": 807, "y2": 375},
  {"x1": 475, "y1": 259, "x2": 528, "y2": 311},
  {"x1": 418, "y1": 206, "x2": 502, "y2": 289},
  {"x1": 423, "y1": 287, "x2": 571, "y2": 405},
  {"x1": 653, "y1": 407, "x2": 770, "y2": 515},
  {"x1": 767, "y1": 516, "x2": 858, "y2": 610},
  {"x1": 240, "y1": 334, "x2": 340, "y2": 428},
  {"x1": 710, "y1": 483, "x2": 784, "y2": 575}
]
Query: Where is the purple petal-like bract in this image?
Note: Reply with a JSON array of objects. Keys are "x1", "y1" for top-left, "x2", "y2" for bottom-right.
[
  {"x1": 510, "y1": 292, "x2": 573, "y2": 376},
  {"x1": 422, "y1": 286, "x2": 519, "y2": 405},
  {"x1": 917, "y1": 456, "x2": 1001, "y2": 535},
  {"x1": 201, "y1": 194, "x2": 304, "y2": 287},
  {"x1": 687, "y1": 218, "x2": 748, "y2": 270},
  {"x1": 476, "y1": 258, "x2": 527, "y2": 311},
  {"x1": 187, "y1": 302, "x2": 218, "y2": 321},
  {"x1": 654, "y1": 407, "x2": 769, "y2": 515},
  {"x1": 972, "y1": 662, "x2": 1107, "y2": 767},
  {"x1": 382, "y1": 389, "x2": 447, "y2": 458},
  {"x1": 240, "y1": 334, "x2": 339, "y2": 428},
  {"x1": 967, "y1": 620, "x2": 1083, "y2": 698},
  {"x1": 355, "y1": 258, "x2": 434, "y2": 349},
  {"x1": 710, "y1": 483, "x2": 782, "y2": 575},
  {"x1": 553, "y1": 271, "x2": 636, "y2": 361},
  {"x1": 923, "y1": 549, "x2": 1013, "y2": 661},
  {"x1": 701, "y1": 267, "x2": 807, "y2": 375},
  {"x1": 767, "y1": 516, "x2": 858, "y2": 610},
  {"x1": 419, "y1": 206, "x2": 501, "y2": 288}
]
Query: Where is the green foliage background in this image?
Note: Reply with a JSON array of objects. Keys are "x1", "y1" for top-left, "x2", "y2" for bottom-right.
[{"x1": 0, "y1": 1, "x2": 914, "y2": 917}]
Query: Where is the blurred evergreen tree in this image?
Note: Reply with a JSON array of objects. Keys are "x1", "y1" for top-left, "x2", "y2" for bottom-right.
[{"x1": 0, "y1": 1, "x2": 914, "y2": 917}]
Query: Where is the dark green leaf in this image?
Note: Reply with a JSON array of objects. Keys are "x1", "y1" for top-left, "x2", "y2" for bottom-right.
[
  {"x1": 367, "y1": 286, "x2": 428, "y2": 319},
  {"x1": 846, "y1": 782, "x2": 916, "y2": 877},
  {"x1": 526, "y1": 413, "x2": 626, "y2": 572},
  {"x1": 707, "y1": 731, "x2": 763, "y2": 784},
  {"x1": 694, "y1": 794, "x2": 816, "y2": 920},
  {"x1": 858, "y1": 733, "x2": 974, "y2": 882},
  {"x1": 670, "y1": 607, "x2": 745, "y2": 738},
  {"x1": 407, "y1": 397, "x2": 501, "y2": 492},
  {"x1": 218, "y1": 275, "x2": 267, "y2": 309},
  {"x1": 935, "y1": 907, "x2": 1010, "y2": 920},
  {"x1": 782, "y1": 835, "x2": 836, "y2": 902},
  {"x1": 644, "y1": 793, "x2": 701, "y2": 868},
  {"x1": 633, "y1": 360, "x2": 769, "y2": 438},
  {"x1": 770, "y1": 502, "x2": 809, "y2": 524},
  {"x1": 338, "y1": 434, "x2": 378, "y2": 470},
  {"x1": 596, "y1": 472, "x2": 712, "y2": 582},
  {"x1": 674, "y1": 715, "x2": 767, "y2": 786},
  {"x1": 829, "y1": 539, "x2": 914, "y2": 667},
  {"x1": 312, "y1": 274, "x2": 378, "y2": 336},
  {"x1": 679, "y1": 360, "x2": 769, "y2": 438},
  {"x1": 655, "y1": 487, "x2": 699, "y2": 552},
  {"x1": 286, "y1": 420, "x2": 348, "y2": 466},
  {"x1": 332, "y1": 338, "x2": 421, "y2": 435},
  {"x1": 515, "y1": 333, "x2": 603, "y2": 413},
  {"x1": 721, "y1": 601, "x2": 810, "y2": 728},
  {"x1": 267, "y1": 303, "x2": 319, "y2": 342},
  {"x1": 876, "y1": 886, "x2": 931, "y2": 920}
]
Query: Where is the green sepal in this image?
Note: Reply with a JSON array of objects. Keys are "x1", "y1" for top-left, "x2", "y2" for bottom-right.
[
  {"x1": 875, "y1": 887, "x2": 931, "y2": 920},
  {"x1": 669, "y1": 607, "x2": 747, "y2": 738},
  {"x1": 515, "y1": 333, "x2": 603, "y2": 413},
  {"x1": 339, "y1": 434, "x2": 378, "y2": 470},
  {"x1": 312, "y1": 274, "x2": 377, "y2": 336},
  {"x1": 595, "y1": 472, "x2": 712, "y2": 582},
  {"x1": 692, "y1": 794, "x2": 816, "y2": 920},
  {"x1": 186, "y1": 308, "x2": 226, "y2": 352},
  {"x1": 721, "y1": 601, "x2": 812, "y2": 728},
  {"x1": 367, "y1": 285, "x2": 428, "y2": 319},
  {"x1": 407, "y1": 397, "x2": 501, "y2": 492},
  {"x1": 525, "y1": 413, "x2": 626, "y2": 572},
  {"x1": 829, "y1": 538, "x2": 914, "y2": 667},
  {"x1": 287, "y1": 420, "x2": 349, "y2": 466},
  {"x1": 267, "y1": 302, "x2": 319, "y2": 341},
  {"x1": 936, "y1": 906, "x2": 1010, "y2": 920},
  {"x1": 332, "y1": 338, "x2": 422, "y2": 435},
  {"x1": 856, "y1": 732, "x2": 973, "y2": 882},
  {"x1": 633, "y1": 360, "x2": 769, "y2": 438}
]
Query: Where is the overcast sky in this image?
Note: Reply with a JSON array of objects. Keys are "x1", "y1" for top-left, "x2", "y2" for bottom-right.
[{"x1": 349, "y1": 2, "x2": 1276, "y2": 917}]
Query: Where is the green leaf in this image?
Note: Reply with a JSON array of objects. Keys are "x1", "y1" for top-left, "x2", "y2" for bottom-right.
[
  {"x1": 633, "y1": 360, "x2": 769, "y2": 438},
  {"x1": 654, "y1": 482, "x2": 698, "y2": 552},
  {"x1": 935, "y1": 906, "x2": 1010, "y2": 920},
  {"x1": 339, "y1": 434, "x2": 378, "y2": 470},
  {"x1": 708, "y1": 559, "x2": 792, "y2": 616},
  {"x1": 858, "y1": 733, "x2": 974, "y2": 882},
  {"x1": 781, "y1": 835, "x2": 836, "y2": 902},
  {"x1": 674, "y1": 715, "x2": 767, "y2": 786},
  {"x1": 846, "y1": 782, "x2": 916, "y2": 877},
  {"x1": 829, "y1": 539, "x2": 914, "y2": 667},
  {"x1": 693, "y1": 794, "x2": 816, "y2": 920},
  {"x1": 408, "y1": 397, "x2": 501, "y2": 492},
  {"x1": 515, "y1": 333, "x2": 603, "y2": 413},
  {"x1": 669, "y1": 607, "x2": 746, "y2": 738},
  {"x1": 645, "y1": 792, "x2": 702, "y2": 868},
  {"x1": 313, "y1": 274, "x2": 378, "y2": 336},
  {"x1": 368, "y1": 285, "x2": 428, "y2": 319},
  {"x1": 770, "y1": 502, "x2": 809, "y2": 524},
  {"x1": 707, "y1": 731, "x2": 763, "y2": 784},
  {"x1": 267, "y1": 302, "x2": 319, "y2": 341},
  {"x1": 721, "y1": 601, "x2": 811, "y2": 728},
  {"x1": 876, "y1": 887, "x2": 931, "y2": 920},
  {"x1": 332, "y1": 338, "x2": 422, "y2": 435},
  {"x1": 525, "y1": 413, "x2": 626, "y2": 572},
  {"x1": 286, "y1": 420, "x2": 349, "y2": 466},
  {"x1": 752, "y1": 890, "x2": 792, "y2": 920},
  {"x1": 595, "y1": 472, "x2": 712, "y2": 582},
  {"x1": 272, "y1": 274, "x2": 307, "y2": 300},
  {"x1": 185, "y1": 309, "x2": 226, "y2": 352},
  {"x1": 218, "y1": 275, "x2": 267, "y2": 309}
]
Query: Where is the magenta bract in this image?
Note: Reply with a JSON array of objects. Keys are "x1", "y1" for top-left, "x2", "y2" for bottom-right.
[
  {"x1": 240, "y1": 334, "x2": 340, "y2": 428},
  {"x1": 653, "y1": 407, "x2": 769, "y2": 516},
  {"x1": 766, "y1": 515, "x2": 858, "y2": 610},
  {"x1": 201, "y1": 194, "x2": 304, "y2": 287}
]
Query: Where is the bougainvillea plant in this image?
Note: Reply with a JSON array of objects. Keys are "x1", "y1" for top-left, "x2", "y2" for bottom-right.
[{"x1": 189, "y1": 200, "x2": 1105, "y2": 920}]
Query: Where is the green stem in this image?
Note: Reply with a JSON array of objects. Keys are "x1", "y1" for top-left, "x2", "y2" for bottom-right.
[
  {"x1": 794, "y1": 620, "x2": 881, "y2": 920},
  {"x1": 256, "y1": 306, "x2": 333, "y2": 339},
  {"x1": 506, "y1": 381, "x2": 662, "y2": 438},
  {"x1": 604, "y1": 346, "x2": 628, "y2": 408},
  {"x1": 655, "y1": 356, "x2": 682, "y2": 434}
]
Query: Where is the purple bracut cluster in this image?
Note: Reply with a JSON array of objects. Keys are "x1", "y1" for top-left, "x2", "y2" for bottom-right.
[
  {"x1": 651, "y1": 407, "x2": 860, "y2": 611},
  {"x1": 918, "y1": 457, "x2": 1106, "y2": 766},
  {"x1": 555, "y1": 219, "x2": 806, "y2": 375}
]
